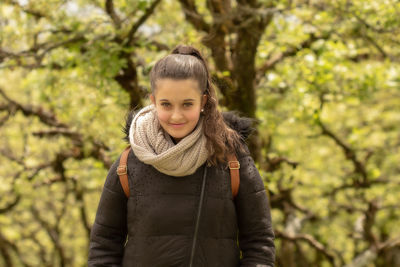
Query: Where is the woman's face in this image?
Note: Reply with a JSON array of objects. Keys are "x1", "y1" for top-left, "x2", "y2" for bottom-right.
[{"x1": 150, "y1": 78, "x2": 207, "y2": 143}]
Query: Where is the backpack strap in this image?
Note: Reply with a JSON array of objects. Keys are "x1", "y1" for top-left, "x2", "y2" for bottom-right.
[
  {"x1": 117, "y1": 147, "x2": 240, "y2": 198},
  {"x1": 117, "y1": 146, "x2": 131, "y2": 198},
  {"x1": 227, "y1": 154, "x2": 240, "y2": 198}
]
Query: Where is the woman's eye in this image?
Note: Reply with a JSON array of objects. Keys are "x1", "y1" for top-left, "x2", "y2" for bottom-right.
[
  {"x1": 183, "y1": 102, "x2": 193, "y2": 107},
  {"x1": 161, "y1": 102, "x2": 170, "y2": 107}
]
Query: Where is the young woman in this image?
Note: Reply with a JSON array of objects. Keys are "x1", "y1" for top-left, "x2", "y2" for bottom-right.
[{"x1": 88, "y1": 45, "x2": 275, "y2": 266}]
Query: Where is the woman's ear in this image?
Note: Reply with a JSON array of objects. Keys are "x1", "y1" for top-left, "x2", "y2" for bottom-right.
[
  {"x1": 201, "y1": 94, "x2": 207, "y2": 108},
  {"x1": 150, "y1": 94, "x2": 156, "y2": 105}
]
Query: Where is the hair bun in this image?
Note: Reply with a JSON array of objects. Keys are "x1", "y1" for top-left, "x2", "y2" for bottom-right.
[{"x1": 172, "y1": 45, "x2": 202, "y2": 60}]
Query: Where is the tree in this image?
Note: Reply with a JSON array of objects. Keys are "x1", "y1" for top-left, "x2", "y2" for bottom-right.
[{"x1": 1, "y1": 0, "x2": 400, "y2": 266}]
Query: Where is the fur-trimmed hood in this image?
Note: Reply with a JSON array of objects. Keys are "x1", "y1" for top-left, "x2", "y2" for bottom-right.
[{"x1": 122, "y1": 109, "x2": 254, "y2": 144}]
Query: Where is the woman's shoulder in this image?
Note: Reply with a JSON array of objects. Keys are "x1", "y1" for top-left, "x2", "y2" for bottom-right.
[
  {"x1": 222, "y1": 111, "x2": 254, "y2": 158},
  {"x1": 222, "y1": 111, "x2": 254, "y2": 140}
]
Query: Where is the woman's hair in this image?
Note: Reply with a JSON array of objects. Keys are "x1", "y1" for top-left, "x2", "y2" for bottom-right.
[{"x1": 149, "y1": 44, "x2": 244, "y2": 165}]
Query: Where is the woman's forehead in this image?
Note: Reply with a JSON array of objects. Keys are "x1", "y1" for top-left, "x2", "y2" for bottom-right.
[{"x1": 154, "y1": 79, "x2": 202, "y2": 99}]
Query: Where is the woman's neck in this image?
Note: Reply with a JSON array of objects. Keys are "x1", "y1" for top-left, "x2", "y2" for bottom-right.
[{"x1": 171, "y1": 136, "x2": 182, "y2": 144}]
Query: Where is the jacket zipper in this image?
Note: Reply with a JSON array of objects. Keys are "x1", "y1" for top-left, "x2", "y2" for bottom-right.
[{"x1": 188, "y1": 166, "x2": 208, "y2": 267}]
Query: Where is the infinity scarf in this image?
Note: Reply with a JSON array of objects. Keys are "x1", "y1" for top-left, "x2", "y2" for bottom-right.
[{"x1": 128, "y1": 105, "x2": 209, "y2": 177}]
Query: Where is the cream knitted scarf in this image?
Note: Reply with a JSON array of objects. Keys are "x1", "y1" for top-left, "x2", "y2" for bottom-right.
[{"x1": 129, "y1": 105, "x2": 209, "y2": 177}]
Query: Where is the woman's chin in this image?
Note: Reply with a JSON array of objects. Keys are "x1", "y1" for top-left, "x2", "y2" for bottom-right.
[{"x1": 165, "y1": 128, "x2": 190, "y2": 141}]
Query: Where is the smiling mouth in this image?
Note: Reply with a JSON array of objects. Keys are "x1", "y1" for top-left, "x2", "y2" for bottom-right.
[{"x1": 169, "y1": 123, "x2": 186, "y2": 128}]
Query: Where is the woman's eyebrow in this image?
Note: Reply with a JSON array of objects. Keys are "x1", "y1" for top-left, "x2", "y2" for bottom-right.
[{"x1": 159, "y1": 98, "x2": 195, "y2": 101}]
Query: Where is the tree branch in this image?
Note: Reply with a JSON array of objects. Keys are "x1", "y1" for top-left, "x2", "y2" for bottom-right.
[
  {"x1": 71, "y1": 177, "x2": 91, "y2": 238},
  {"x1": 105, "y1": 0, "x2": 122, "y2": 29},
  {"x1": 1, "y1": 32, "x2": 86, "y2": 69},
  {"x1": 177, "y1": 0, "x2": 210, "y2": 32},
  {"x1": 256, "y1": 32, "x2": 330, "y2": 83},
  {"x1": 264, "y1": 155, "x2": 299, "y2": 172},
  {"x1": 0, "y1": 87, "x2": 112, "y2": 168},
  {"x1": 4, "y1": 0, "x2": 47, "y2": 19},
  {"x1": 362, "y1": 33, "x2": 388, "y2": 59},
  {"x1": 0, "y1": 232, "x2": 15, "y2": 267},
  {"x1": 0, "y1": 195, "x2": 21, "y2": 214},
  {"x1": 31, "y1": 205, "x2": 68, "y2": 266},
  {"x1": 323, "y1": 177, "x2": 389, "y2": 198},
  {"x1": 352, "y1": 11, "x2": 400, "y2": 34},
  {"x1": 317, "y1": 118, "x2": 368, "y2": 183},
  {"x1": 379, "y1": 236, "x2": 400, "y2": 250},
  {"x1": 126, "y1": 0, "x2": 163, "y2": 45},
  {"x1": 275, "y1": 229, "x2": 338, "y2": 265},
  {"x1": 0, "y1": 87, "x2": 67, "y2": 128}
]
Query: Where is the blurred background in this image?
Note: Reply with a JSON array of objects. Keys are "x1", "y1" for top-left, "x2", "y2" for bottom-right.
[{"x1": 1, "y1": 0, "x2": 399, "y2": 266}]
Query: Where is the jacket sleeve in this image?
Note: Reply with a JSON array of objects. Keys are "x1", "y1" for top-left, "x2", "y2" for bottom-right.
[
  {"x1": 88, "y1": 156, "x2": 128, "y2": 267},
  {"x1": 235, "y1": 155, "x2": 275, "y2": 267}
]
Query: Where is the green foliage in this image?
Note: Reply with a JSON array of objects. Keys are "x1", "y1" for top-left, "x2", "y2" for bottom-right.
[{"x1": 1, "y1": 0, "x2": 400, "y2": 266}]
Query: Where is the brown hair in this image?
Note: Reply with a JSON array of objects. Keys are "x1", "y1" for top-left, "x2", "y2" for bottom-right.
[{"x1": 149, "y1": 44, "x2": 243, "y2": 165}]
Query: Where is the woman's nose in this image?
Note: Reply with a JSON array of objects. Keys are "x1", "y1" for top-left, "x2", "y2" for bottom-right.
[{"x1": 171, "y1": 108, "x2": 183, "y2": 120}]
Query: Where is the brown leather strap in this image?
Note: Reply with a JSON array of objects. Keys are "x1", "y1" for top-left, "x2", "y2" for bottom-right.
[
  {"x1": 117, "y1": 147, "x2": 240, "y2": 199},
  {"x1": 117, "y1": 146, "x2": 131, "y2": 198},
  {"x1": 227, "y1": 153, "x2": 240, "y2": 198}
]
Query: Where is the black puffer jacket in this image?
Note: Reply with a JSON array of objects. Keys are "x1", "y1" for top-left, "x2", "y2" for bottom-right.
[{"x1": 88, "y1": 113, "x2": 275, "y2": 266}]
